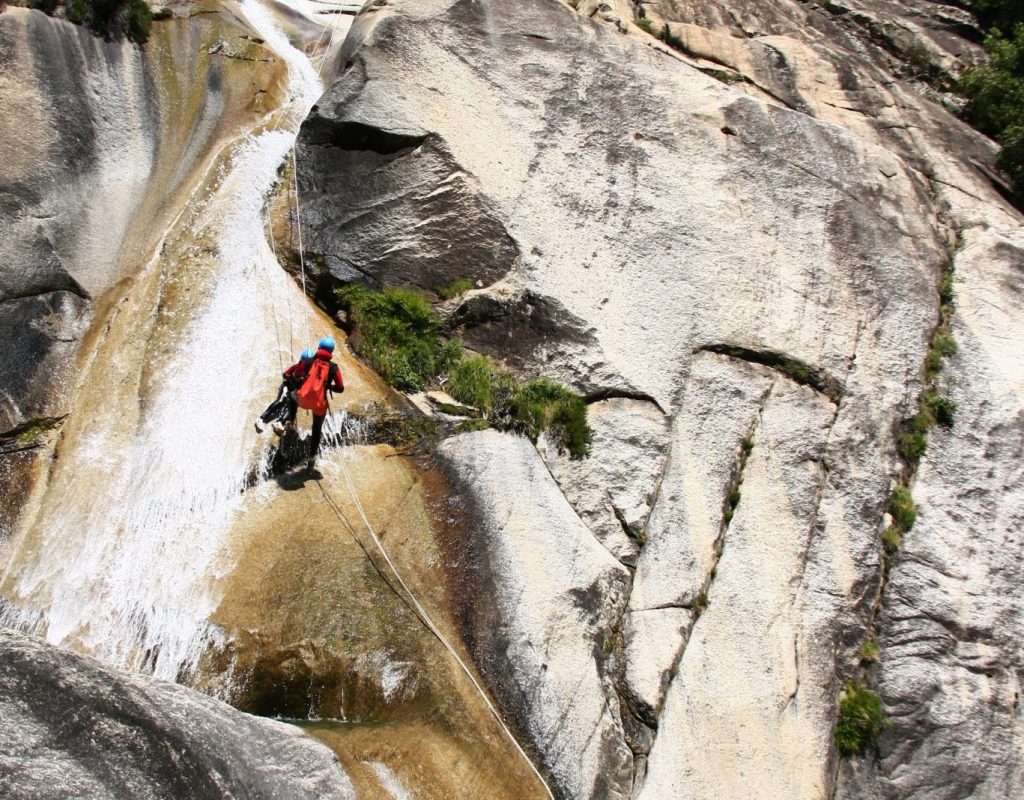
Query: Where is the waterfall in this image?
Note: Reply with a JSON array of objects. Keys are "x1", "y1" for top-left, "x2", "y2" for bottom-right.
[{"x1": 0, "y1": 0, "x2": 343, "y2": 682}]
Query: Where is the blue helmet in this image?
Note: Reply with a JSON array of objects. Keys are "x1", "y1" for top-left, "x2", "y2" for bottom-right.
[
  {"x1": 318, "y1": 336, "x2": 336, "y2": 352},
  {"x1": 300, "y1": 348, "x2": 315, "y2": 362}
]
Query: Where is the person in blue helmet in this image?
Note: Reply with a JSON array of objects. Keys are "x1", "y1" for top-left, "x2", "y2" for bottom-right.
[
  {"x1": 293, "y1": 335, "x2": 344, "y2": 470},
  {"x1": 255, "y1": 348, "x2": 315, "y2": 435}
]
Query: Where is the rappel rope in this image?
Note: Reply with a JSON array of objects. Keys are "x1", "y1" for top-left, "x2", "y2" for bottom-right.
[
  {"x1": 257, "y1": 211, "x2": 286, "y2": 371},
  {"x1": 316, "y1": 454, "x2": 555, "y2": 800},
  {"x1": 265, "y1": 209, "x2": 294, "y2": 358},
  {"x1": 260, "y1": 18, "x2": 554, "y2": 792},
  {"x1": 290, "y1": 145, "x2": 311, "y2": 346}
]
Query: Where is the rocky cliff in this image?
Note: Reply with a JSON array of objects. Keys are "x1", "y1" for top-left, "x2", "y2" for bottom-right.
[
  {"x1": 297, "y1": 1, "x2": 1024, "y2": 798},
  {"x1": 1, "y1": 0, "x2": 1020, "y2": 797}
]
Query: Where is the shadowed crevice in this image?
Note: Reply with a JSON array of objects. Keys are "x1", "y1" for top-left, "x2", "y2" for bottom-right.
[
  {"x1": 302, "y1": 118, "x2": 429, "y2": 155},
  {"x1": 697, "y1": 343, "x2": 843, "y2": 403}
]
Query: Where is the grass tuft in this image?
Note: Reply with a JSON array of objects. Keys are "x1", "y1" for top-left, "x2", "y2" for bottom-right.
[
  {"x1": 835, "y1": 681, "x2": 888, "y2": 757},
  {"x1": 436, "y1": 279, "x2": 474, "y2": 301},
  {"x1": 448, "y1": 356, "x2": 495, "y2": 413},
  {"x1": 882, "y1": 525, "x2": 902, "y2": 554},
  {"x1": 922, "y1": 389, "x2": 957, "y2": 427},
  {"x1": 860, "y1": 639, "x2": 880, "y2": 664},
  {"x1": 897, "y1": 431, "x2": 928, "y2": 464},
  {"x1": 337, "y1": 284, "x2": 457, "y2": 393},
  {"x1": 889, "y1": 486, "x2": 916, "y2": 532}
]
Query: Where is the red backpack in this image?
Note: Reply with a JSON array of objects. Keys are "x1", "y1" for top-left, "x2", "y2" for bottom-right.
[{"x1": 296, "y1": 360, "x2": 332, "y2": 416}]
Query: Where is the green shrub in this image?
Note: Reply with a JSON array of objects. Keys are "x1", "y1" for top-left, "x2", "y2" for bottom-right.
[
  {"x1": 548, "y1": 392, "x2": 591, "y2": 458},
  {"x1": 898, "y1": 431, "x2": 928, "y2": 464},
  {"x1": 335, "y1": 285, "x2": 592, "y2": 455},
  {"x1": 65, "y1": 0, "x2": 87, "y2": 22},
  {"x1": 882, "y1": 525, "x2": 902, "y2": 554},
  {"x1": 971, "y1": 1, "x2": 1024, "y2": 38},
  {"x1": 729, "y1": 488, "x2": 741, "y2": 507},
  {"x1": 505, "y1": 378, "x2": 591, "y2": 457},
  {"x1": 923, "y1": 389, "x2": 957, "y2": 427},
  {"x1": 890, "y1": 486, "x2": 917, "y2": 532},
  {"x1": 121, "y1": 0, "x2": 151, "y2": 43},
  {"x1": 932, "y1": 327, "x2": 957, "y2": 357},
  {"x1": 938, "y1": 272, "x2": 956, "y2": 307},
  {"x1": 436, "y1": 279, "x2": 474, "y2": 301},
  {"x1": 337, "y1": 284, "x2": 452, "y2": 392},
  {"x1": 958, "y1": 22, "x2": 1024, "y2": 199},
  {"x1": 36, "y1": 0, "x2": 154, "y2": 43},
  {"x1": 924, "y1": 347, "x2": 944, "y2": 379},
  {"x1": 909, "y1": 408, "x2": 935, "y2": 433},
  {"x1": 835, "y1": 681, "x2": 888, "y2": 757},
  {"x1": 448, "y1": 356, "x2": 495, "y2": 412}
]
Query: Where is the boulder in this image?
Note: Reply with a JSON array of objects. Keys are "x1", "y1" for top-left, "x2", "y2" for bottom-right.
[{"x1": 0, "y1": 628, "x2": 355, "y2": 800}]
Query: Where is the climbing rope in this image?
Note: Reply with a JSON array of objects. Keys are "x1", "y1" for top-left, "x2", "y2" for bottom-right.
[
  {"x1": 289, "y1": 145, "x2": 311, "y2": 346},
  {"x1": 255, "y1": 8, "x2": 551, "y2": 794},
  {"x1": 315, "y1": 454, "x2": 555, "y2": 800}
]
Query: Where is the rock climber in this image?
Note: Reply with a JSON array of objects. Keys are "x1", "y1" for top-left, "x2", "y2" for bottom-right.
[
  {"x1": 255, "y1": 348, "x2": 315, "y2": 435},
  {"x1": 293, "y1": 336, "x2": 345, "y2": 470}
]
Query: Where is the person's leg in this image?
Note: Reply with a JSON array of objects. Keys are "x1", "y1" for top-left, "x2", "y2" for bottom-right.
[
  {"x1": 259, "y1": 383, "x2": 289, "y2": 423},
  {"x1": 308, "y1": 413, "x2": 325, "y2": 468},
  {"x1": 257, "y1": 383, "x2": 289, "y2": 431},
  {"x1": 282, "y1": 391, "x2": 298, "y2": 425}
]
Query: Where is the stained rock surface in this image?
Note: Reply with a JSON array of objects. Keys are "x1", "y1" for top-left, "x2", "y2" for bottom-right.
[
  {"x1": 0, "y1": 4, "x2": 291, "y2": 532},
  {"x1": 298, "y1": 1, "x2": 1023, "y2": 798},
  {"x1": 0, "y1": 628, "x2": 355, "y2": 800}
]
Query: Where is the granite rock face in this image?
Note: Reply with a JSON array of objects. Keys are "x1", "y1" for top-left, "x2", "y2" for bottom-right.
[
  {"x1": 0, "y1": 628, "x2": 355, "y2": 800},
  {"x1": 299, "y1": 1, "x2": 1023, "y2": 798},
  {"x1": 437, "y1": 431, "x2": 633, "y2": 800},
  {"x1": 0, "y1": 6, "x2": 289, "y2": 532}
]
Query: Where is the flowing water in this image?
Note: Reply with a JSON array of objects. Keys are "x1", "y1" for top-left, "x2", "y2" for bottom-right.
[{"x1": 0, "y1": 0, "x2": 347, "y2": 681}]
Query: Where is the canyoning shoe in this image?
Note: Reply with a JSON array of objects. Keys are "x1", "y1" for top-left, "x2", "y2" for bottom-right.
[
  {"x1": 254, "y1": 419, "x2": 265, "y2": 433},
  {"x1": 271, "y1": 421, "x2": 285, "y2": 435}
]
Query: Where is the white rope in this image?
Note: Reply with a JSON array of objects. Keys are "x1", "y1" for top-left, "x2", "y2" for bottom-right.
[
  {"x1": 328, "y1": 451, "x2": 555, "y2": 800},
  {"x1": 260, "y1": 6, "x2": 552, "y2": 790},
  {"x1": 290, "y1": 145, "x2": 311, "y2": 346}
]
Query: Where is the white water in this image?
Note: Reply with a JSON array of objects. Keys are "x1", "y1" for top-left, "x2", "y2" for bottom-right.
[{"x1": 0, "y1": 0, "x2": 342, "y2": 680}]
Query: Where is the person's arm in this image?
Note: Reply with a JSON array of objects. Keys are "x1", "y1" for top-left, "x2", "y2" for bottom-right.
[
  {"x1": 283, "y1": 362, "x2": 309, "y2": 387},
  {"x1": 330, "y1": 365, "x2": 344, "y2": 393}
]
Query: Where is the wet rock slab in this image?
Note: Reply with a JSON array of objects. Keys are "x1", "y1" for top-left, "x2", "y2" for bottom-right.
[{"x1": 0, "y1": 628, "x2": 355, "y2": 800}]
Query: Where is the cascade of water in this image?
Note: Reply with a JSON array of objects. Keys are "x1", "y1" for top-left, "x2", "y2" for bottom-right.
[{"x1": 0, "y1": 0, "x2": 338, "y2": 681}]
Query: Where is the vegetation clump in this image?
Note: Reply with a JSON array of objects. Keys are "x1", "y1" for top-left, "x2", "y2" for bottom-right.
[
  {"x1": 835, "y1": 681, "x2": 888, "y2": 756},
  {"x1": 889, "y1": 486, "x2": 917, "y2": 532},
  {"x1": 27, "y1": 0, "x2": 153, "y2": 44},
  {"x1": 882, "y1": 525, "x2": 902, "y2": 555},
  {"x1": 922, "y1": 389, "x2": 957, "y2": 428},
  {"x1": 859, "y1": 639, "x2": 880, "y2": 664},
  {"x1": 337, "y1": 284, "x2": 593, "y2": 457},
  {"x1": 336, "y1": 284, "x2": 460, "y2": 393},
  {"x1": 436, "y1": 279, "x2": 474, "y2": 301},
  {"x1": 958, "y1": 3, "x2": 1024, "y2": 200},
  {"x1": 448, "y1": 356, "x2": 495, "y2": 412}
]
